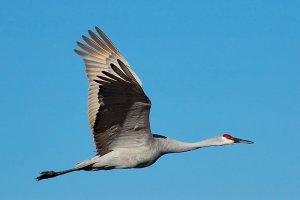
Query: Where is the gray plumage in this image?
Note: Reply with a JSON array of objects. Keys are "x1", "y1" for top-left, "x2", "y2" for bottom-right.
[{"x1": 36, "y1": 27, "x2": 253, "y2": 181}]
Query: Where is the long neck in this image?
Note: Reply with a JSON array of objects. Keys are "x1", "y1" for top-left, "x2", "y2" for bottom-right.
[{"x1": 158, "y1": 137, "x2": 224, "y2": 154}]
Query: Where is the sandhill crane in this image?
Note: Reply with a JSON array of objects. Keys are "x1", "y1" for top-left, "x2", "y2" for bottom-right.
[{"x1": 36, "y1": 27, "x2": 253, "y2": 181}]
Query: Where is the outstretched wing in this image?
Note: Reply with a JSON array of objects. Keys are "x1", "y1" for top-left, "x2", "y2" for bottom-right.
[{"x1": 75, "y1": 27, "x2": 153, "y2": 156}]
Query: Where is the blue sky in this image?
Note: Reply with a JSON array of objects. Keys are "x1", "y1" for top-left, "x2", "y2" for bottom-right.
[{"x1": 0, "y1": 0, "x2": 299, "y2": 199}]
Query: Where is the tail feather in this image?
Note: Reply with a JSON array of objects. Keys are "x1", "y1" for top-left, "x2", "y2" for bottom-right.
[{"x1": 36, "y1": 168, "x2": 77, "y2": 181}]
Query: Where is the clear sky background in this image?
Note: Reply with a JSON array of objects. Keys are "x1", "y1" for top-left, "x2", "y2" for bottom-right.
[{"x1": 0, "y1": 0, "x2": 299, "y2": 199}]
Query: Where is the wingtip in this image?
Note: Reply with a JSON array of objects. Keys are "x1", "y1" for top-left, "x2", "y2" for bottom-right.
[
  {"x1": 74, "y1": 49, "x2": 84, "y2": 56},
  {"x1": 76, "y1": 41, "x2": 85, "y2": 48},
  {"x1": 95, "y1": 26, "x2": 103, "y2": 35},
  {"x1": 88, "y1": 29, "x2": 93, "y2": 35},
  {"x1": 82, "y1": 35, "x2": 89, "y2": 42}
]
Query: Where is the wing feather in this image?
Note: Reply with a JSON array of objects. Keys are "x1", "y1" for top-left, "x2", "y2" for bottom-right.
[{"x1": 75, "y1": 27, "x2": 152, "y2": 156}]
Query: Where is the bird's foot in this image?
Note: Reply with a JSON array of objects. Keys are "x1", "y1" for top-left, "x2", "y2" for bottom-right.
[{"x1": 36, "y1": 170, "x2": 57, "y2": 181}]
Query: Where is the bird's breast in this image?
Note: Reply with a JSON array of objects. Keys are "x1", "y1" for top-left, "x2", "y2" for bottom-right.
[
  {"x1": 113, "y1": 145, "x2": 161, "y2": 169},
  {"x1": 132, "y1": 147, "x2": 162, "y2": 168}
]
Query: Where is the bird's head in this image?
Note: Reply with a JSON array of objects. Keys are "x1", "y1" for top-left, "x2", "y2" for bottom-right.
[{"x1": 221, "y1": 134, "x2": 254, "y2": 145}]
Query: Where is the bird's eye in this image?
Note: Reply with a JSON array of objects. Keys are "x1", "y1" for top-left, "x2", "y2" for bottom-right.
[{"x1": 223, "y1": 134, "x2": 233, "y2": 140}]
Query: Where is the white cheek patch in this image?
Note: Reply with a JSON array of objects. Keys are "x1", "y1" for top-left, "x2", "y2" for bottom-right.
[{"x1": 222, "y1": 136, "x2": 234, "y2": 144}]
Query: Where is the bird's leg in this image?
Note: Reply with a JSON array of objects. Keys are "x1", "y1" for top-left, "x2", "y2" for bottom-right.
[{"x1": 36, "y1": 168, "x2": 77, "y2": 181}]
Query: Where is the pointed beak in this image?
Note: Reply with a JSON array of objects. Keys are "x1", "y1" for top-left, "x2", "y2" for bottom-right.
[{"x1": 233, "y1": 137, "x2": 254, "y2": 144}]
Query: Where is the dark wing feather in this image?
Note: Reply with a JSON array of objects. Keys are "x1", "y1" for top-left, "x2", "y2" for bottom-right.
[{"x1": 93, "y1": 60, "x2": 152, "y2": 155}]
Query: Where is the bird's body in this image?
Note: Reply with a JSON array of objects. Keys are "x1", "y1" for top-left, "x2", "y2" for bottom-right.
[
  {"x1": 36, "y1": 27, "x2": 253, "y2": 181},
  {"x1": 76, "y1": 137, "x2": 161, "y2": 170}
]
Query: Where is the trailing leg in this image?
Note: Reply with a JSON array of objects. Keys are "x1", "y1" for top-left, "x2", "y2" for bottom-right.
[{"x1": 36, "y1": 168, "x2": 78, "y2": 181}]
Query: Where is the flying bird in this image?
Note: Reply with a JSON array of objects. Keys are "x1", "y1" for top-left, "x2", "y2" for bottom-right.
[{"x1": 36, "y1": 27, "x2": 253, "y2": 181}]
